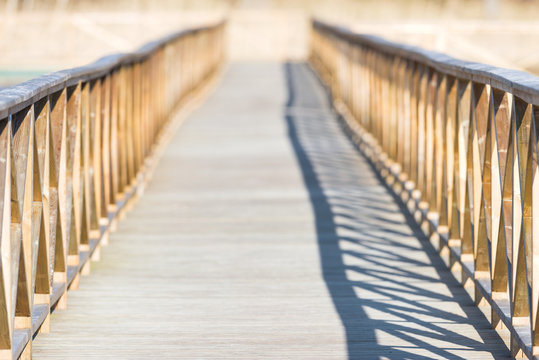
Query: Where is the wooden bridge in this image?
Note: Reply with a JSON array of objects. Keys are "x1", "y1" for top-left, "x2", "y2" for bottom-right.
[{"x1": 2, "y1": 18, "x2": 539, "y2": 359}]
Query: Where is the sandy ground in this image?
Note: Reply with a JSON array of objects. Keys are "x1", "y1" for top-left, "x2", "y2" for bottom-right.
[
  {"x1": 0, "y1": 11, "x2": 223, "y2": 85},
  {"x1": 0, "y1": 0, "x2": 539, "y2": 85}
]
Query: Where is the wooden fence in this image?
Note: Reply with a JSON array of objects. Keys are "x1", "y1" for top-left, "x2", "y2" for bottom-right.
[
  {"x1": 0, "y1": 21, "x2": 225, "y2": 359},
  {"x1": 310, "y1": 19, "x2": 539, "y2": 358}
]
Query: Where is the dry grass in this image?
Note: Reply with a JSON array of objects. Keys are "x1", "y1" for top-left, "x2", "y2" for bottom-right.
[
  {"x1": 0, "y1": 0, "x2": 538, "y2": 86},
  {"x1": 312, "y1": 0, "x2": 539, "y2": 74}
]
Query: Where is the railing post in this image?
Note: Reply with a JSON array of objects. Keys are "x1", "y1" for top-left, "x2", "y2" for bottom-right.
[
  {"x1": 309, "y1": 18, "x2": 539, "y2": 359},
  {"x1": 0, "y1": 21, "x2": 225, "y2": 358}
]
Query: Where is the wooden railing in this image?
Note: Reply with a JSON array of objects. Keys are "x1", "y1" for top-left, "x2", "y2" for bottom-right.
[
  {"x1": 0, "y1": 21, "x2": 225, "y2": 359},
  {"x1": 310, "y1": 19, "x2": 539, "y2": 358}
]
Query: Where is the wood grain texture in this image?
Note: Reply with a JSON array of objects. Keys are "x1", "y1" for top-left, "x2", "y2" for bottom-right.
[
  {"x1": 33, "y1": 62, "x2": 510, "y2": 359},
  {"x1": 0, "y1": 22, "x2": 225, "y2": 359},
  {"x1": 311, "y1": 19, "x2": 535, "y2": 358}
]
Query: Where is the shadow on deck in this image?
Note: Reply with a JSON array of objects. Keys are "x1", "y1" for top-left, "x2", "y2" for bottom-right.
[{"x1": 284, "y1": 62, "x2": 511, "y2": 359}]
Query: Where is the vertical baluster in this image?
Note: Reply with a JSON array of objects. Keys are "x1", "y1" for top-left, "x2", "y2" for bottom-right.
[
  {"x1": 0, "y1": 115, "x2": 12, "y2": 358},
  {"x1": 33, "y1": 97, "x2": 51, "y2": 333},
  {"x1": 66, "y1": 84, "x2": 81, "y2": 289}
]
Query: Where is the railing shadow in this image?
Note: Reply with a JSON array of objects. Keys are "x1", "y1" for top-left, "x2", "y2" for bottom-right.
[{"x1": 283, "y1": 62, "x2": 511, "y2": 359}]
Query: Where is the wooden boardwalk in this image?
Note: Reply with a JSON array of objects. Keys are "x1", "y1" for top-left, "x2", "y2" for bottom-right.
[{"x1": 32, "y1": 62, "x2": 511, "y2": 359}]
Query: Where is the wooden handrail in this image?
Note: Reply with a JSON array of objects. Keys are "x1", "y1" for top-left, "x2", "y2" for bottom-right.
[
  {"x1": 310, "y1": 18, "x2": 539, "y2": 358},
  {"x1": 0, "y1": 20, "x2": 225, "y2": 359}
]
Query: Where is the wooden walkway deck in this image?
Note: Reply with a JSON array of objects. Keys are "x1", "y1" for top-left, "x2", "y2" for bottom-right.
[{"x1": 32, "y1": 62, "x2": 511, "y2": 359}]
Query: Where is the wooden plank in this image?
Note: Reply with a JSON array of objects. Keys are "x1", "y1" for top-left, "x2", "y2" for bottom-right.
[{"x1": 32, "y1": 63, "x2": 511, "y2": 359}]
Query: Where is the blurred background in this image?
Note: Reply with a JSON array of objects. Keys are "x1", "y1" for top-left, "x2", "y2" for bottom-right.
[{"x1": 0, "y1": 0, "x2": 538, "y2": 87}]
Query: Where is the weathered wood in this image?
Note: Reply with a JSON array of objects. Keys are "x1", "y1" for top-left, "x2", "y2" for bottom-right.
[
  {"x1": 31, "y1": 63, "x2": 510, "y2": 359},
  {"x1": 0, "y1": 22, "x2": 225, "y2": 359},
  {"x1": 310, "y1": 19, "x2": 538, "y2": 358}
]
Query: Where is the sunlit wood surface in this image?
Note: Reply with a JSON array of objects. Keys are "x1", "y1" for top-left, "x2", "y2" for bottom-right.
[
  {"x1": 310, "y1": 18, "x2": 539, "y2": 357},
  {"x1": 33, "y1": 62, "x2": 511, "y2": 359},
  {"x1": 0, "y1": 21, "x2": 224, "y2": 359}
]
